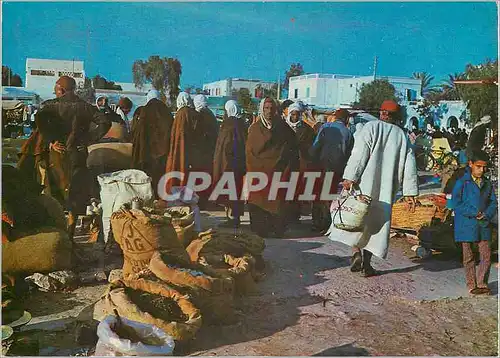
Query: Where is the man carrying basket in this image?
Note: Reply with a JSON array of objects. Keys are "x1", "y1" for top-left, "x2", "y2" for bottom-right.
[{"x1": 329, "y1": 100, "x2": 418, "y2": 277}]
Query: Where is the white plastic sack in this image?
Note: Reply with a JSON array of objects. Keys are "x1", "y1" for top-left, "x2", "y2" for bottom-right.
[
  {"x1": 94, "y1": 315, "x2": 175, "y2": 356},
  {"x1": 98, "y1": 170, "x2": 153, "y2": 242},
  {"x1": 165, "y1": 186, "x2": 202, "y2": 232}
]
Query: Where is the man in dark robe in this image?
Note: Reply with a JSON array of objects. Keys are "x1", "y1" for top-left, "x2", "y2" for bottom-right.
[
  {"x1": 309, "y1": 108, "x2": 354, "y2": 233},
  {"x1": 193, "y1": 94, "x2": 219, "y2": 208},
  {"x1": 467, "y1": 115, "x2": 492, "y2": 158},
  {"x1": 131, "y1": 90, "x2": 174, "y2": 196},
  {"x1": 246, "y1": 97, "x2": 300, "y2": 237},
  {"x1": 31, "y1": 76, "x2": 111, "y2": 240},
  {"x1": 165, "y1": 92, "x2": 203, "y2": 196},
  {"x1": 213, "y1": 100, "x2": 247, "y2": 228},
  {"x1": 285, "y1": 102, "x2": 316, "y2": 224}
]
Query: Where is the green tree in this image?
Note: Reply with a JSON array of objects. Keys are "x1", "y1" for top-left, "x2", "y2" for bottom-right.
[
  {"x1": 355, "y1": 79, "x2": 399, "y2": 112},
  {"x1": 255, "y1": 83, "x2": 279, "y2": 99},
  {"x1": 235, "y1": 88, "x2": 257, "y2": 113},
  {"x1": 92, "y1": 75, "x2": 122, "y2": 90},
  {"x1": 455, "y1": 59, "x2": 498, "y2": 125},
  {"x1": 2, "y1": 66, "x2": 23, "y2": 87},
  {"x1": 75, "y1": 77, "x2": 95, "y2": 103},
  {"x1": 283, "y1": 63, "x2": 305, "y2": 90},
  {"x1": 132, "y1": 56, "x2": 182, "y2": 106},
  {"x1": 412, "y1": 71, "x2": 435, "y2": 97},
  {"x1": 440, "y1": 73, "x2": 464, "y2": 101}
]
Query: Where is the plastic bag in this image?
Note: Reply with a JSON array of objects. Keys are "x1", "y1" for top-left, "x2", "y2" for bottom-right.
[{"x1": 94, "y1": 315, "x2": 175, "y2": 356}]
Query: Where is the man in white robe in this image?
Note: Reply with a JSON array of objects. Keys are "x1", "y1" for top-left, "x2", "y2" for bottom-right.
[{"x1": 329, "y1": 100, "x2": 418, "y2": 277}]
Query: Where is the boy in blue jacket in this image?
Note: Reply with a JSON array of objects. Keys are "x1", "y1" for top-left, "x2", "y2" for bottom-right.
[{"x1": 451, "y1": 150, "x2": 497, "y2": 295}]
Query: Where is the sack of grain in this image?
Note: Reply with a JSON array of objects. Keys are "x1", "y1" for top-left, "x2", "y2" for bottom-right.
[
  {"x1": 93, "y1": 278, "x2": 202, "y2": 341},
  {"x1": 201, "y1": 254, "x2": 257, "y2": 296},
  {"x1": 149, "y1": 251, "x2": 235, "y2": 324},
  {"x1": 2, "y1": 228, "x2": 72, "y2": 274},
  {"x1": 98, "y1": 169, "x2": 153, "y2": 243},
  {"x1": 186, "y1": 230, "x2": 265, "y2": 263},
  {"x1": 111, "y1": 208, "x2": 189, "y2": 278}
]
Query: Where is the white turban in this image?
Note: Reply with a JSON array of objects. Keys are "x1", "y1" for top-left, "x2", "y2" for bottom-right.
[
  {"x1": 193, "y1": 94, "x2": 208, "y2": 112},
  {"x1": 474, "y1": 115, "x2": 492, "y2": 128},
  {"x1": 176, "y1": 92, "x2": 192, "y2": 110},
  {"x1": 225, "y1": 100, "x2": 242, "y2": 119},
  {"x1": 146, "y1": 89, "x2": 161, "y2": 103},
  {"x1": 285, "y1": 102, "x2": 303, "y2": 131},
  {"x1": 258, "y1": 97, "x2": 276, "y2": 130}
]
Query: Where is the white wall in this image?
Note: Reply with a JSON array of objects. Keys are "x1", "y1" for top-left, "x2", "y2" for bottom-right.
[
  {"x1": 26, "y1": 58, "x2": 85, "y2": 100},
  {"x1": 203, "y1": 79, "x2": 274, "y2": 98}
]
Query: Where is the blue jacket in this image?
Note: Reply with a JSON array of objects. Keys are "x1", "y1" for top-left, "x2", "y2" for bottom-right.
[
  {"x1": 451, "y1": 168, "x2": 497, "y2": 242},
  {"x1": 309, "y1": 121, "x2": 354, "y2": 173}
]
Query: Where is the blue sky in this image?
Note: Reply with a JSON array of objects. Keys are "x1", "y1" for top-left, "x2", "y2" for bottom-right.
[{"x1": 2, "y1": 2, "x2": 498, "y2": 89}]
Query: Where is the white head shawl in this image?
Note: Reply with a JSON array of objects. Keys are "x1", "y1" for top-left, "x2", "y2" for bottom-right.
[
  {"x1": 225, "y1": 100, "x2": 242, "y2": 119},
  {"x1": 146, "y1": 89, "x2": 161, "y2": 103},
  {"x1": 193, "y1": 94, "x2": 208, "y2": 112},
  {"x1": 473, "y1": 115, "x2": 492, "y2": 129},
  {"x1": 177, "y1": 92, "x2": 192, "y2": 110},
  {"x1": 96, "y1": 95, "x2": 108, "y2": 108},
  {"x1": 285, "y1": 102, "x2": 303, "y2": 132},
  {"x1": 258, "y1": 97, "x2": 275, "y2": 130}
]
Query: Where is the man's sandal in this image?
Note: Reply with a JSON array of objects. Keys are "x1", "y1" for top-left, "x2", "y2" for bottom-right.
[
  {"x1": 361, "y1": 266, "x2": 379, "y2": 278},
  {"x1": 350, "y1": 252, "x2": 363, "y2": 272},
  {"x1": 470, "y1": 287, "x2": 491, "y2": 295}
]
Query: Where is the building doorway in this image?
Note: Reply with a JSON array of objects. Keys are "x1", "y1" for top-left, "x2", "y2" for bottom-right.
[{"x1": 447, "y1": 116, "x2": 459, "y2": 129}]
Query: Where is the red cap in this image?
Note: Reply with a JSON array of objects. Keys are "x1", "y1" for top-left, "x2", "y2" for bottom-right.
[
  {"x1": 380, "y1": 100, "x2": 399, "y2": 112},
  {"x1": 334, "y1": 108, "x2": 349, "y2": 120}
]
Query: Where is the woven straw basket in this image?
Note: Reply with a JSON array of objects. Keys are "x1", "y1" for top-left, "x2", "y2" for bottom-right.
[{"x1": 391, "y1": 199, "x2": 449, "y2": 231}]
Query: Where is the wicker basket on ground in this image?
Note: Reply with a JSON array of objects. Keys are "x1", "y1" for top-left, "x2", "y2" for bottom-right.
[{"x1": 391, "y1": 196, "x2": 450, "y2": 232}]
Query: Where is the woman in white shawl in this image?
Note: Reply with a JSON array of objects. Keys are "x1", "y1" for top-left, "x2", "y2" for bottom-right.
[{"x1": 329, "y1": 100, "x2": 418, "y2": 277}]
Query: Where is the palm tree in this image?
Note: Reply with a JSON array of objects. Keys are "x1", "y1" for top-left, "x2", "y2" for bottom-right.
[
  {"x1": 440, "y1": 73, "x2": 464, "y2": 100},
  {"x1": 412, "y1": 72, "x2": 435, "y2": 97}
]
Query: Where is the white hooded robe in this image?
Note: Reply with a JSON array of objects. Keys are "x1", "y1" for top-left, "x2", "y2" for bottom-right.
[{"x1": 328, "y1": 120, "x2": 419, "y2": 259}]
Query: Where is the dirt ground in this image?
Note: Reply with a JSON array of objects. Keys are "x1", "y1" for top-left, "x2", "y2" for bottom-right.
[{"x1": 9, "y1": 209, "x2": 497, "y2": 357}]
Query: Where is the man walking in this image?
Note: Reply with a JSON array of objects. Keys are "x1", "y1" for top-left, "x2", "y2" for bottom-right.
[
  {"x1": 329, "y1": 100, "x2": 418, "y2": 277},
  {"x1": 310, "y1": 108, "x2": 354, "y2": 233}
]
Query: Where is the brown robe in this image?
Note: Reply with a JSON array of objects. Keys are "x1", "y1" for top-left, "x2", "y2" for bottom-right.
[
  {"x1": 246, "y1": 117, "x2": 300, "y2": 215},
  {"x1": 213, "y1": 117, "x2": 247, "y2": 211},
  {"x1": 131, "y1": 99, "x2": 174, "y2": 194},
  {"x1": 165, "y1": 106, "x2": 202, "y2": 192}
]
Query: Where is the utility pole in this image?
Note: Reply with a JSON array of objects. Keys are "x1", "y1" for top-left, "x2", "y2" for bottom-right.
[
  {"x1": 277, "y1": 71, "x2": 281, "y2": 101},
  {"x1": 373, "y1": 56, "x2": 378, "y2": 80}
]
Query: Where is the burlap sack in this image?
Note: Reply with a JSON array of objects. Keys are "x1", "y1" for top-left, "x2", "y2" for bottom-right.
[
  {"x1": 163, "y1": 207, "x2": 194, "y2": 228},
  {"x1": 149, "y1": 251, "x2": 236, "y2": 324},
  {"x1": 203, "y1": 254, "x2": 257, "y2": 295},
  {"x1": 186, "y1": 230, "x2": 265, "y2": 263},
  {"x1": 111, "y1": 208, "x2": 189, "y2": 278},
  {"x1": 2, "y1": 228, "x2": 72, "y2": 274},
  {"x1": 174, "y1": 221, "x2": 195, "y2": 247},
  {"x1": 93, "y1": 278, "x2": 202, "y2": 341}
]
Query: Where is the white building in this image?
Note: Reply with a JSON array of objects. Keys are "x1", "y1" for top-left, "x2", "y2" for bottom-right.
[
  {"x1": 288, "y1": 73, "x2": 422, "y2": 107},
  {"x1": 405, "y1": 100, "x2": 469, "y2": 130},
  {"x1": 203, "y1": 78, "x2": 275, "y2": 98},
  {"x1": 25, "y1": 58, "x2": 85, "y2": 100},
  {"x1": 114, "y1": 82, "x2": 154, "y2": 93}
]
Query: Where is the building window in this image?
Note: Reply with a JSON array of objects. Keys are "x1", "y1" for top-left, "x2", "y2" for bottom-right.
[
  {"x1": 30, "y1": 69, "x2": 55, "y2": 76},
  {"x1": 294, "y1": 88, "x2": 298, "y2": 99},
  {"x1": 350, "y1": 84, "x2": 353, "y2": 88},
  {"x1": 306, "y1": 87, "x2": 310, "y2": 97}
]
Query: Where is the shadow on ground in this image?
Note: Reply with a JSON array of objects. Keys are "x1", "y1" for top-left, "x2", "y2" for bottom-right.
[
  {"x1": 183, "y1": 239, "x2": 348, "y2": 354},
  {"x1": 313, "y1": 343, "x2": 370, "y2": 356}
]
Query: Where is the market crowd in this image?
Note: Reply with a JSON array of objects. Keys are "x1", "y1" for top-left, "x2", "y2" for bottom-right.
[{"x1": 7, "y1": 75, "x2": 498, "y2": 295}]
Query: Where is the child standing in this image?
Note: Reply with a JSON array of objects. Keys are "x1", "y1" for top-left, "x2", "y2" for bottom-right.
[{"x1": 451, "y1": 149, "x2": 497, "y2": 295}]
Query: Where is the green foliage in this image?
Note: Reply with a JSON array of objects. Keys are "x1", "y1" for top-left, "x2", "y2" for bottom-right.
[
  {"x1": 284, "y1": 63, "x2": 305, "y2": 90},
  {"x1": 412, "y1": 72, "x2": 435, "y2": 96},
  {"x1": 2, "y1": 66, "x2": 23, "y2": 87},
  {"x1": 234, "y1": 88, "x2": 257, "y2": 113},
  {"x1": 255, "y1": 83, "x2": 278, "y2": 100},
  {"x1": 440, "y1": 73, "x2": 465, "y2": 101},
  {"x1": 458, "y1": 59, "x2": 498, "y2": 125},
  {"x1": 132, "y1": 56, "x2": 182, "y2": 106},
  {"x1": 355, "y1": 79, "x2": 399, "y2": 111},
  {"x1": 92, "y1": 75, "x2": 122, "y2": 90}
]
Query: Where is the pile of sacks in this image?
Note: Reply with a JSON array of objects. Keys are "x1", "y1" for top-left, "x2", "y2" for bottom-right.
[{"x1": 93, "y1": 205, "x2": 265, "y2": 342}]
